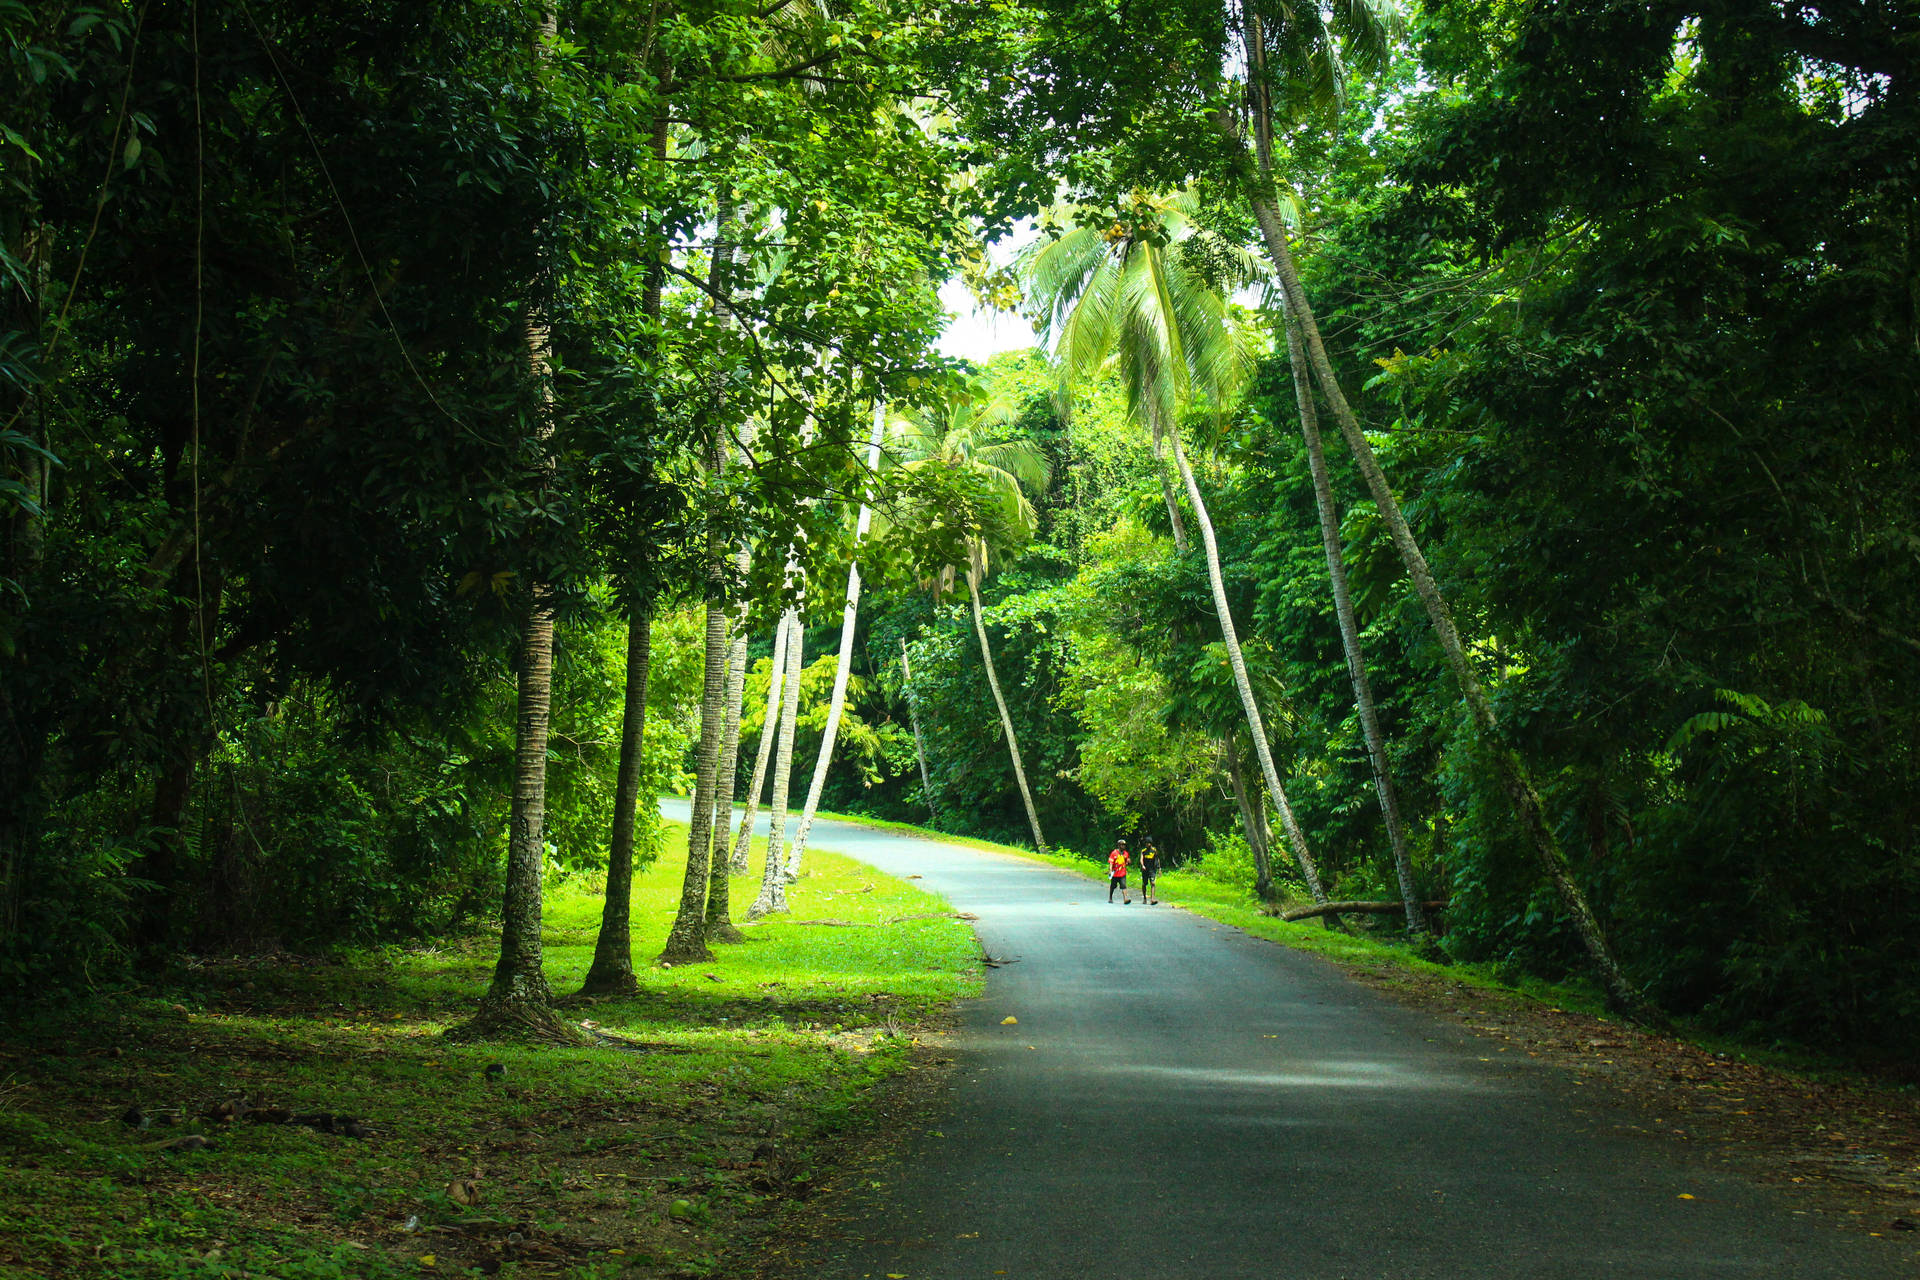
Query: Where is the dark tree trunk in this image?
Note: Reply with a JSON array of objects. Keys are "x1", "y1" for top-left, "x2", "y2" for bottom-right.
[
  {"x1": 900, "y1": 638, "x2": 940, "y2": 826},
  {"x1": 490, "y1": 593, "x2": 555, "y2": 1005},
  {"x1": 661, "y1": 586, "x2": 728, "y2": 963},
  {"x1": 1284, "y1": 315, "x2": 1429, "y2": 938},
  {"x1": 581, "y1": 602, "x2": 653, "y2": 996},
  {"x1": 1224, "y1": 737, "x2": 1270, "y2": 869},
  {"x1": 705, "y1": 616, "x2": 749, "y2": 942},
  {"x1": 1228, "y1": 101, "x2": 1650, "y2": 1018},
  {"x1": 581, "y1": 105, "x2": 669, "y2": 994}
]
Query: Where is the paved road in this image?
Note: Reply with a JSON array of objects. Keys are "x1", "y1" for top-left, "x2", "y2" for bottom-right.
[{"x1": 663, "y1": 799, "x2": 1917, "y2": 1279}]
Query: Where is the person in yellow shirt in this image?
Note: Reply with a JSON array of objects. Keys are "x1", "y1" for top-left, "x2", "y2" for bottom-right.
[{"x1": 1138, "y1": 840, "x2": 1161, "y2": 905}]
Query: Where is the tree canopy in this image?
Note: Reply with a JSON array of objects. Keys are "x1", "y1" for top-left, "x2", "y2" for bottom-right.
[{"x1": 3, "y1": 0, "x2": 1916, "y2": 1061}]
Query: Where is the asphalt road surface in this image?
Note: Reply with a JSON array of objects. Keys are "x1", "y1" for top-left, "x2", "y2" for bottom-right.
[{"x1": 662, "y1": 798, "x2": 1916, "y2": 1279}]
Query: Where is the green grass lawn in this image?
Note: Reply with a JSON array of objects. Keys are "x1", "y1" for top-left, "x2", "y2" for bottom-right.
[{"x1": 0, "y1": 825, "x2": 980, "y2": 1279}]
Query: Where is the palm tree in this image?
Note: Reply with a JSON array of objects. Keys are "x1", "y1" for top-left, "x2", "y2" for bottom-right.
[
  {"x1": 580, "y1": 600, "x2": 654, "y2": 994},
  {"x1": 888, "y1": 388, "x2": 1053, "y2": 854},
  {"x1": 898, "y1": 637, "x2": 940, "y2": 826},
  {"x1": 1231, "y1": 2, "x2": 1640, "y2": 998},
  {"x1": 704, "y1": 598, "x2": 750, "y2": 943},
  {"x1": 658, "y1": 450, "x2": 733, "y2": 965},
  {"x1": 785, "y1": 402, "x2": 888, "y2": 879},
  {"x1": 1283, "y1": 310, "x2": 1426, "y2": 938},
  {"x1": 746, "y1": 604, "x2": 804, "y2": 918},
  {"x1": 729, "y1": 611, "x2": 793, "y2": 872},
  {"x1": 1021, "y1": 191, "x2": 1328, "y2": 905},
  {"x1": 464, "y1": 10, "x2": 578, "y2": 1038}
]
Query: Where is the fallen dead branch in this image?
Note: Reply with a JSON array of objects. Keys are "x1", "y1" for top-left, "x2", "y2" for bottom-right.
[{"x1": 1276, "y1": 899, "x2": 1448, "y2": 923}]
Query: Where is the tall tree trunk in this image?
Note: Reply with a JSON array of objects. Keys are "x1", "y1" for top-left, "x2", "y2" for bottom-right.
[
  {"x1": 1156, "y1": 441, "x2": 1190, "y2": 553},
  {"x1": 786, "y1": 404, "x2": 886, "y2": 878},
  {"x1": 663, "y1": 184, "x2": 746, "y2": 959},
  {"x1": 459, "y1": 4, "x2": 580, "y2": 1043},
  {"x1": 580, "y1": 107, "x2": 670, "y2": 995},
  {"x1": 900, "y1": 637, "x2": 939, "y2": 827},
  {"x1": 705, "y1": 606, "x2": 749, "y2": 942},
  {"x1": 1284, "y1": 316, "x2": 1428, "y2": 938},
  {"x1": 968, "y1": 558, "x2": 1047, "y2": 854},
  {"x1": 730, "y1": 612, "x2": 791, "y2": 873},
  {"x1": 1224, "y1": 735, "x2": 1270, "y2": 869},
  {"x1": 1165, "y1": 422, "x2": 1326, "y2": 905},
  {"x1": 485, "y1": 586, "x2": 558, "y2": 1008},
  {"x1": 581, "y1": 602, "x2": 653, "y2": 995},
  {"x1": 660, "y1": 583, "x2": 728, "y2": 962},
  {"x1": 660, "y1": 432, "x2": 734, "y2": 962},
  {"x1": 747, "y1": 607, "x2": 803, "y2": 918},
  {"x1": 1231, "y1": 110, "x2": 1645, "y2": 1014}
]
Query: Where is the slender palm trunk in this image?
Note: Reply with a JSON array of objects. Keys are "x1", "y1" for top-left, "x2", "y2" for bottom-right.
[
  {"x1": 660, "y1": 439, "x2": 733, "y2": 962},
  {"x1": 1224, "y1": 735, "x2": 1270, "y2": 869},
  {"x1": 660, "y1": 587, "x2": 728, "y2": 962},
  {"x1": 900, "y1": 638, "x2": 939, "y2": 826},
  {"x1": 470, "y1": 90, "x2": 571, "y2": 1027},
  {"x1": 484, "y1": 587, "x2": 558, "y2": 1009},
  {"x1": 705, "y1": 611, "x2": 749, "y2": 942},
  {"x1": 581, "y1": 602, "x2": 653, "y2": 994},
  {"x1": 730, "y1": 612, "x2": 791, "y2": 872},
  {"x1": 1165, "y1": 423, "x2": 1326, "y2": 905},
  {"x1": 968, "y1": 565, "x2": 1047, "y2": 853},
  {"x1": 1234, "y1": 114, "x2": 1643, "y2": 1012},
  {"x1": 581, "y1": 109, "x2": 669, "y2": 995},
  {"x1": 1285, "y1": 316, "x2": 1428, "y2": 937},
  {"x1": 664, "y1": 190, "x2": 746, "y2": 959},
  {"x1": 747, "y1": 607, "x2": 803, "y2": 918},
  {"x1": 1155, "y1": 441, "x2": 1191, "y2": 552},
  {"x1": 787, "y1": 405, "x2": 886, "y2": 877}
]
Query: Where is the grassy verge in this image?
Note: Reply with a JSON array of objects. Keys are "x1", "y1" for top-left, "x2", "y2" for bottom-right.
[{"x1": 0, "y1": 825, "x2": 980, "y2": 1280}]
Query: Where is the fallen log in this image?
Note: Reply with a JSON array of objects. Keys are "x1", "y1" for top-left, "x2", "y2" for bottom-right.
[{"x1": 1278, "y1": 899, "x2": 1448, "y2": 923}]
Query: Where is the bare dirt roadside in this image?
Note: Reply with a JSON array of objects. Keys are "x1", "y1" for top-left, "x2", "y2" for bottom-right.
[{"x1": 1331, "y1": 954, "x2": 1920, "y2": 1240}]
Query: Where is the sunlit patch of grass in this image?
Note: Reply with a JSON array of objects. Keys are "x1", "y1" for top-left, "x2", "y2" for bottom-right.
[{"x1": 0, "y1": 822, "x2": 977, "y2": 1279}]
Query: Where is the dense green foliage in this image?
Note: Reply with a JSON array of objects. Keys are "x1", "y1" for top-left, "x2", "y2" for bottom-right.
[
  {"x1": 1, "y1": 0, "x2": 961, "y2": 990},
  {"x1": 4, "y1": 0, "x2": 1915, "y2": 1060}
]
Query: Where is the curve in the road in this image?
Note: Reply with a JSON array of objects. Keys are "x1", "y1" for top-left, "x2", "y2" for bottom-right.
[{"x1": 661, "y1": 799, "x2": 1916, "y2": 1280}]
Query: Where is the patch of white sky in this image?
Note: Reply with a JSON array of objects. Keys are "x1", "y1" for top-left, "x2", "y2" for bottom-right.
[{"x1": 936, "y1": 220, "x2": 1041, "y2": 365}]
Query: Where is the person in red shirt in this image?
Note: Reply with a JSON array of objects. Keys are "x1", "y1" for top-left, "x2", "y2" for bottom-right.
[{"x1": 1107, "y1": 840, "x2": 1131, "y2": 904}]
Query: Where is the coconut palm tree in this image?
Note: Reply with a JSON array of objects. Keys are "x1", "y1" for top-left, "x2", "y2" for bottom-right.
[
  {"x1": 659, "y1": 457, "x2": 733, "y2": 966},
  {"x1": 729, "y1": 611, "x2": 793, "y2": 873},
  {"x1": 898, "y1": 638, "x2": 940, "y2": 826},
  {"x1": 1021, "y1": 190, "x2": 1328, "y2": 905},
  {"x1": 785, "y1": 403, "x2": 888, "y2": 879},
  {"x1": 1282, "y1": 309, "x2": 1427, "y2": 938},
  {"x1": 704, "y1": 596, "x2": 751, "y2": 943},
  {"x1": 887, "y1": 388, "x2": 1053, "y2": 854},
  {"x1": 1230, "y1": 1, "x2": 1639, "y2": 993},
  {"x1": 746, "y1": 605, "x2": 805, "y2": 918}
]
